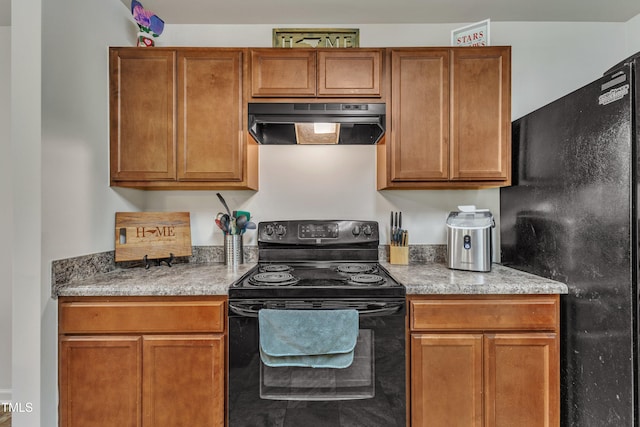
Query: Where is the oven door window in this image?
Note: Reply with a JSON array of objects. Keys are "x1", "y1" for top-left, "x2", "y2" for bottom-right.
[{"x1": 260, "y1": 329, "x2": 374, "y2": 400}]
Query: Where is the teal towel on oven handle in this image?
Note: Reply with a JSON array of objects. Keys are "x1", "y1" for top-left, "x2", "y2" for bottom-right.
[{"x1": 258, "y1": 309, "x2": 359, "y2": 369}]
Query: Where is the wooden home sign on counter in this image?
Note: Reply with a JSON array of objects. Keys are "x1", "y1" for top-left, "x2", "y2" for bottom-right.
[
  {"x1": 114, "y1": 212, "x2": 192, "y2": 263},
  {"x1": 273, "y1": 28, "x2": 359, "y2": 48}
]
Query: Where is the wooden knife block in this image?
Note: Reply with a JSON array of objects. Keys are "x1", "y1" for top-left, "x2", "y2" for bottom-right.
[{"x1": 389, "y1": 246, "x2": 409, "y2": 265}]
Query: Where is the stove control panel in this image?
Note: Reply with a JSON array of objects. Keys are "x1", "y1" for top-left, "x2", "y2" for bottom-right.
[
  {"x1": 299, "y1": 223, "x2": 339, "y2": 239},
  {"x1": 258, "y1": 220, "x2": 379, "y2": 244}
]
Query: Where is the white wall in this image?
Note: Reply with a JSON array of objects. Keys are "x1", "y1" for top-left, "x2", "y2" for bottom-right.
[
  {"x1": 627, "y1": 13, "x2": 640, "y2": 54},
  {"x1": 0, "y1": 26, "x2": 11, "y2": 402},
  {"x1": 42, "y1": 0, "x2": 145, "y2": 261},
  {"x1": 31, "y1": 7, "x2": 640, "y2": 426},
  {"x1": 12, "y1": 0, "x2": 41, "y2": 425}
]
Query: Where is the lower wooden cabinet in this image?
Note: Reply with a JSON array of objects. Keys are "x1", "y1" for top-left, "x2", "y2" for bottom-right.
[
  {"x1": 408, "y1": 295, "x2": 559, "y2": 427},
  {"x1": 411, "y1": 333, "x2": 483, "y2": 426},
  {"x1": 59, "y1": 336, "x2": 142, "y2": 427},
  {"x1": 58, "y1": 297, "x2": 227, "y2": 427},
  {"x1": 484, "y1": 333, "x2": 558, "y2": 427}
]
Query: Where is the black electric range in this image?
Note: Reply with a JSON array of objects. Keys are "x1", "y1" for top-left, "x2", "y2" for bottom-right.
[
  {"x1": 228, "y1": 220, "x2": 407, "y2": 426},
  {"x1": 228, "y1": 220, "x2": 405, "y2": 312}
]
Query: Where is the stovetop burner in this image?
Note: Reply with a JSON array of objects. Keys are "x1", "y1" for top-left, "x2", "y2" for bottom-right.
[
  {"x1": 248, "y1": 272, "x2": 299, "y2": 287},
  {"x1": 259, "y1": 264, "x2": 293, "y2": 273},
  {"x1": 335, "y1": 263, "x2": 377, "y2": 274},
  {"x1": 348, "y1": 274, "x2": 386, "y2": 286}
]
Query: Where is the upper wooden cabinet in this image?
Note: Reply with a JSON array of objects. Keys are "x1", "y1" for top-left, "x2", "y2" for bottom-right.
[
  {"x1": 110, "y1": 49, "x2": 177, "y2": 183},
  {"x1": 387, "y1": 48, "x2": 450, "y2": 182},
  {"x1": 250, "y1": 48, "x2": 383, "y2": 98},
  {"x1": 109, "y1": 46, "x2": 510, "y2": 191},
  {"x1": 109, "y1": 47, "x2": 258, "y2": 190},
  {"x1": 250, "y1": 49, "x2": 316, "y2": 97},
  {"x1": 378, "y1": 46, "x2": 511, "y2": 189},
  {"x1": 450, "y1": 48, "x2": 511, "y2": 183},
  {"x1": 177, "y1": 50, "x2": 244, "y2": 182},
  {"x1": 317, "y1": 50, "x2": 382, "y2": 97}
]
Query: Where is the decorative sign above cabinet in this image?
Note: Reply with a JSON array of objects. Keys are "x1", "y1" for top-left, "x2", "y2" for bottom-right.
[
  {"x1": 272, "y1": 28, "x2": 359, "y2": 48},
  {"x1": 451, "y1": 19, "x2": 490, "y2": 46}
]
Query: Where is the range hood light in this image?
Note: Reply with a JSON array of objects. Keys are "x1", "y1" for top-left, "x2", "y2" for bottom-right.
[
  {"x1": 313, "y1": 122, "x2": 337, "y2": 134},
  {"x1": 295, "y1": 123, "x2": 340, "y2": 144}
]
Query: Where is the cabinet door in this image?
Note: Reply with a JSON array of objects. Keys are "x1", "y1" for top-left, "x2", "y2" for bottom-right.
[
  {"x1": 251, "y1": 49, "x2": 316, "y2": 97},
  {"x1": 177, "y1": 50, "x2": 244, "y2": 181},
  {"x1": 143, "y1": 335, "x2": 225, "y2": 427},
  {"x1": 484, "y1": 333, "x2": 559, "y2": 427},
  {"x1": 59, "y1": 336, "x2": 142, "y2": 427},
  {"x1": 450, "y1": 47, "x2": 511, "y2": 183},
  {"x1": 390, "y1": 49, "x2": 450, "y2": 182},
  {"x1": 411, "y1": 333, "x2": 483, "y2": 427},
  {"x1": 317, "y1": 50, "x2": 382, "y2": 97},
  {"x1": 110, "y1": 49, "x2": 176, "y2": 182}
]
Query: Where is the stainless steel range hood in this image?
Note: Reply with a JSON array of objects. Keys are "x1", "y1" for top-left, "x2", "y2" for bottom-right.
[{"x1": 248, "y1": 103, "x2": 386, "y2": 145}]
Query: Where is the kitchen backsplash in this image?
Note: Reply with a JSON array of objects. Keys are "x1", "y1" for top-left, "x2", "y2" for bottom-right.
[{"x1": 50, "y1": 244, "x2": 446, "y2": 290}]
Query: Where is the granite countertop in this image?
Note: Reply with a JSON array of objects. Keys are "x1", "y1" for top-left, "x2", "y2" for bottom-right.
[
  {"x1": 53, "y1": 262, "x2": 255, "y2": 298},
  {"x1": 382, "y1": 262, "x2": 568, "y2": 295},
  {"x1": 53, "y1": 259, "x2": 567, "y2": 298}
]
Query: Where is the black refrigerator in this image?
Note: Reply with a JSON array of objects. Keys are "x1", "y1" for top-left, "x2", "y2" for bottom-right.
[{"x1": 500, "y1": 52, "x2": 640, "y2": 426}]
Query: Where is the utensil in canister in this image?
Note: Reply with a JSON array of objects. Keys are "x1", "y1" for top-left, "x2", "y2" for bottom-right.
[
  {"x1": 235, "y1": 215, "x2": 248, "y2": 231},
  {"x1": 217, "y1": 192, "x2": 232, "y2": 217},
  {"x1": 220, "y1": 214, "x2": 231, "y2": 233},
  {"x1": 229, "y1": 217, "x2": 237, "y2": 235},
  {"x1": 233, "y1": 210, "x2": 251, "y2": 221},
  {"x1": 219, "y1": 218, "x2": 230, "y2": 233}
]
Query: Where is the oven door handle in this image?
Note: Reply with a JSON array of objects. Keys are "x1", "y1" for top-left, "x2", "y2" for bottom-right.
[
  {"x1": 228, "y1": 303, "x2": 260, "y2": 317},
  {"x1": 228, "y1": 301, "x2": 405, "y2": 318},
  {"x1": 359, "y1": 303, "x2": 404, "y2": 316}
]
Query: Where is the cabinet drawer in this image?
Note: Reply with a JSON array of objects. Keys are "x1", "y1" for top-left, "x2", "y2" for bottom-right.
[
  {"x1": 410, "y1": 296, "x2": 558, "y2": 331},
  {"x1": 60, "y1": 298, "x2": 226, "y2": 334}
]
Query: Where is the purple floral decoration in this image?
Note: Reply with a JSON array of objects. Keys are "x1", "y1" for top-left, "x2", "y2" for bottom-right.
[{"x1": 131, "y1": 1, "x2": 164, "y2": 46}]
